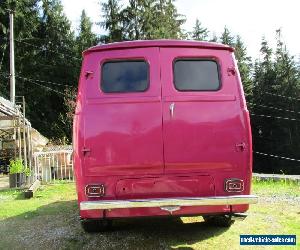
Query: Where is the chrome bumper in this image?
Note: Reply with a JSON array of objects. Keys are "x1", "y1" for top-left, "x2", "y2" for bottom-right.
[{"x1": 80, "y1": 195, "x2": 258, "y2": 210}]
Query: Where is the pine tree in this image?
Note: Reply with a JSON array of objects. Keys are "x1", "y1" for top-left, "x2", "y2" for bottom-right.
[
  {"x1": 76, "y1": 10, "x2": 97, "y2": 55},
  {"x1": 274, "y1": 29, "x2": 299, "y2": 95},
  {"x1": 234, "y1": 35, "x2": 252, "y2": 98},
  {"x1": 272, "y1": 29, "x2": 300, "y2": 171},
  {"x1": 251, "y1": 38, "x2": 276, "y2": 174},
  {"x1": 29, "y1": 0, "x2": 78, "y2": 139},
  {"x1": 121, "y1": 0, "x2": 144, "y2": 40},
  {"x1": 100, "y1": 0, "x2": 123, "y2": 42},
  {"x1": 139, "y1": 0, "x2": 157, "y2": 39},
  {"x1": 60, "y1": 10, "x2": 98, "y2": 136},
  {"x1": 251, "y1": 33, "x2": 300, "y2": 174},
  {"x1": 220, "y1": 26, "x2": 234, "y2": 46},
  {"x1": 113, "y1": 0, "x2": 185, "y2": 40},
  {"x1": 162, "y1": 0, "x2": 185, "y2": 38},
  {"x1": 260, "y1": 37, "x2": 273, "y2": 68},
  {"x1": 0, "y1": 0, "x2": 80, "y2": 140},
  {"x1": 0, "y1": 0, "x2": 40, "y2": 98},
  {"x1": 191, "y1": 19, "x2": 208, "y2": 41}
]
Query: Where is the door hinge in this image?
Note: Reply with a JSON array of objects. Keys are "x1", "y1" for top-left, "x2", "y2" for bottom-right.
[
  {"x1": 235, "y1": 143, "x2": 246, "y2": 152},
  {"x1": 85, "y1": 71, "x2": 94, "y2": 79},
  {"x1": 227, "y1": 67, "x2": 236, "y2": 76},
  {"x1": 82, "y1": 147, "x2": 91, "y2": 156}
]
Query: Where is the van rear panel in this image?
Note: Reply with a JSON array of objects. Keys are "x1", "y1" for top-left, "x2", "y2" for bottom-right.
[{"x1": 73, "y1": 40, "x2": 256, "y2": 220}]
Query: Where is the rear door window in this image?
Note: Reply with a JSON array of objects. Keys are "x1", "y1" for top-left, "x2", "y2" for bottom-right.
[
  {"x1": 174, "y1": 59, "x2": 220, "y2": 91},
  {"x1": 101, "y1": 60, "x2": 149, "y2": 93}
]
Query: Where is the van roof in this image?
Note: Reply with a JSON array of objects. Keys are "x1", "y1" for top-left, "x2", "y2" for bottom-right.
[{"x1": 84, "y1": 40, "x2": 234, "y2": 55}]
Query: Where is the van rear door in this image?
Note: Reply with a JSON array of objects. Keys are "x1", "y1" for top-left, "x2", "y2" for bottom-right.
[
  {"x1": 83, "y1": 47, "x2": 163, "y2": 176},
  {"x1": 160, "y1": 47, "x2": 248, "y2": 174}
]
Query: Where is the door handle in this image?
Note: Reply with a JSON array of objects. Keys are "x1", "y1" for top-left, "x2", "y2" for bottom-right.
[
  {"x1": 170, "y1": 103, "x2": 175, "y2": 117},
  {"x1": 82, "y1": 148, "x2": 91, "y2": 156}
]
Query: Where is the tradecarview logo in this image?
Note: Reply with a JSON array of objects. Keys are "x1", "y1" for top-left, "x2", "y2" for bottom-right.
[{"x1": 240, "y1": 235, "x2": 296, "y2": 245}]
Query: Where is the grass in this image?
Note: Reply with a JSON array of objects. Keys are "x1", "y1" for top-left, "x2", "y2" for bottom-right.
[
  {"x1": 0, "y1": 181, "x2": 76, "y2": 219},
  {"x1": 0, "y1": 180, "x2": 299, "y2": 250}
]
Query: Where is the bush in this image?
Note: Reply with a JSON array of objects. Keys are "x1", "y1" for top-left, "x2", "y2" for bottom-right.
[{"x1": 9, "y1": 159, "x2": 31, "y2": 176}]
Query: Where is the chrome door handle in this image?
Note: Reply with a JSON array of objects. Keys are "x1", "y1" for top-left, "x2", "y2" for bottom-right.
[{"x1": 169, "y1": 103, "x2": 175, "y2": 117}]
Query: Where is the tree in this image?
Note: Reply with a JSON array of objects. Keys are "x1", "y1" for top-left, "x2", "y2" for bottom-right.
[
  {"x1": 151, "y1": 0, "x2": 185, "y2": 39},
  {"x1": 0, "y1": 0, "x2": 80, "y2": 140},
  {"x1": 251, "y1": 38, "x2": 276, "y2": 173},
  {"x1": 220, "y1": 26, "x2": 234, "y2": 46},
  {"x1": 76, "y1": 10, "x2": 98, "y2": 55},
  {"x1": 57, "y1": 10, "x2": 98, "y2": 138},
  {"x1": 100, "y1": 0, "x2": 123, "y2": 42},
  {"x1": 0, "y1": 0, "x2": 40, "y2": 97},
  {"x1": 121, "y1": 0, "x2": 144, "y2": 40},
  {"x1": 138, "y1": 0, "x2": 158, "y2": 39},
  {"x1": 251, "y1": 32, "x2": 300, "y2": 174},
  {"x1": 234, "y1": 35, "x2": 252, "y2": 98},
  {"x1": 23, "y1": 0, "x2": 78, "y2": 140},
  {"x1": 99, "y1": 0, "x2": 187, "y2": 41},
  {"x1": 191, "y1": 19, "x2": 208, "y2": 41},
  {"x1": 272, "y1": 29, "x2": 300, "y2": 172},
  {"x1": 260, "y1": 37, "x2": 273, "y2": 68}
]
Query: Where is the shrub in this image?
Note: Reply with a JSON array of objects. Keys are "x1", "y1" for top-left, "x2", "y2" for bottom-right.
[{"x1": 9, "y1": 159, "x2": 31, "y2": 176}]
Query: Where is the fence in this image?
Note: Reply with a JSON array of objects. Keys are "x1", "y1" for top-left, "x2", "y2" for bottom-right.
[
  {"x1": 31, "y1": 149, "x2": 299, "y2": 184},
  {"x1": 32, "y1": 149, "x2": 74, "y2": 183}
]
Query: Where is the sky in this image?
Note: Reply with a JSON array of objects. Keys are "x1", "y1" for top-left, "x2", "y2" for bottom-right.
[{"x1": 61, "y1": 0, "x2": 300, "y2": 60}]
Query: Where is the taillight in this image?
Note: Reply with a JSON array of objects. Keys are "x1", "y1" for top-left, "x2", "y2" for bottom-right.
[
  {"x1": 85, "y1": 184, "x2": 105, "y2": 197},
  {"x1": 224, "y1": 178, "x2": 244, "y2": 192}
]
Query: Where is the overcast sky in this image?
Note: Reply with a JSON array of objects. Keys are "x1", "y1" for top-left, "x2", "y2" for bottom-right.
[{"x1": 61, "y1": 0, "x2": 300, "y2": 60}]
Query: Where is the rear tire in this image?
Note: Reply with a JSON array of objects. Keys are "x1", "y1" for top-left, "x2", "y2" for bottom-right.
[
  {"x1": 81, "y1": 219, "x2": 112, "y2": 233},
  {"x1": 203, "y1": 215, "x2": 234, "y2": 227}
]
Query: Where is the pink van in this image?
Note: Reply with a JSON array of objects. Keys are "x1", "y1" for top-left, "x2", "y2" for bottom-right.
[{"x1": 73, "y1": 40, "x2": 258, "y2": 232}]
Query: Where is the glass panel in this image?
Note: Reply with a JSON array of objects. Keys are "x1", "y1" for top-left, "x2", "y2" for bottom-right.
[
  {"x1": 174, "y1": 60, "x2": 220, "y2": 91},
  {"x1": 101, "y1": 61, "x2": 149, "y2": 93}
]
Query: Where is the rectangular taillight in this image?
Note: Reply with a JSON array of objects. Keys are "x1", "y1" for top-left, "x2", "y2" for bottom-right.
[
  {"x1": 85, "y1": 184, "x2": 105, "y2": 197},
  {"x1": 224, "y1": 178, "x2": 244, "y2": 192}
]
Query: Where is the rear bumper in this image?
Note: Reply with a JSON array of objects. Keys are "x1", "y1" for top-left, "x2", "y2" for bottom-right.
[{"x1": 80, "y1": 195, "x2": 258, "y2": 211}]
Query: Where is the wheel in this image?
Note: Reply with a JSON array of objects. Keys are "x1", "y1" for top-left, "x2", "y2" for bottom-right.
[
  {"x1": 81, "y1": 219, "x2": 112, "y2": 233},
  {"x1": 203, "y1": 215, "x2": 234, "y2": 227}
]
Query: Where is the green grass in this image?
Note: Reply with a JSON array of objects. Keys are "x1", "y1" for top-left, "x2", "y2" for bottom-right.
[
  {"x1": 0, "y1": 180, "x2": 299, "y2": 250},
  {"x1": 252, "y1": 178, "x2": 300, "y2": 197},
  {"x1": 0, "y1": 181, "x2": 76, "y2": 219}
]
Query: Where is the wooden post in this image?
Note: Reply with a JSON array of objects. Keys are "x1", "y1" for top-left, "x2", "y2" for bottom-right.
[
  {"x1": 45, "y1": 154, "x2": 47, "y2": 182},
  {"x1": 63, "y1": 152, "x2": 67, "y2": 180},
  {"x1": 71, "y1": 151, "x2": 74, "y2": 181},
  {"x1": 9, "y1": 9, "x2": 15, "y2": 105},
  {"x1": 48, "y1": 153, "x2": 51, "y2": 182},
  {"x1": 60, "y1": 152, "x2": 63, "y2": 179},
  {"x1": 56, "y1": 153, "x2": 59, "y2": 181},
  {"x1": 26, "y1": 125, "x2": 32, "y2": 182},
  {"x1": 34, "y1": 154, "x2": 37, "y2": 181},
  {"x1": 41, "y1": 154, "x2": 44, "y2": 183},
  {"x1": 17, "y1": 116, "x2": 22, "y2": 160},
  {"x1": 37, "y1": 155, "x2": 40, "y2": 181},
  {"x1": 13, "y1": 119, "x2": 16, "y2": 159},
  {"x1": 52, "y1": 153, "x2": 55, "y2": 182},
  {"x1": 22, "y1": 97, "x2": 27, "y2": 170},
  {"x1": 68, "y1": 152, "x2": 71, "y2": 181}
]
